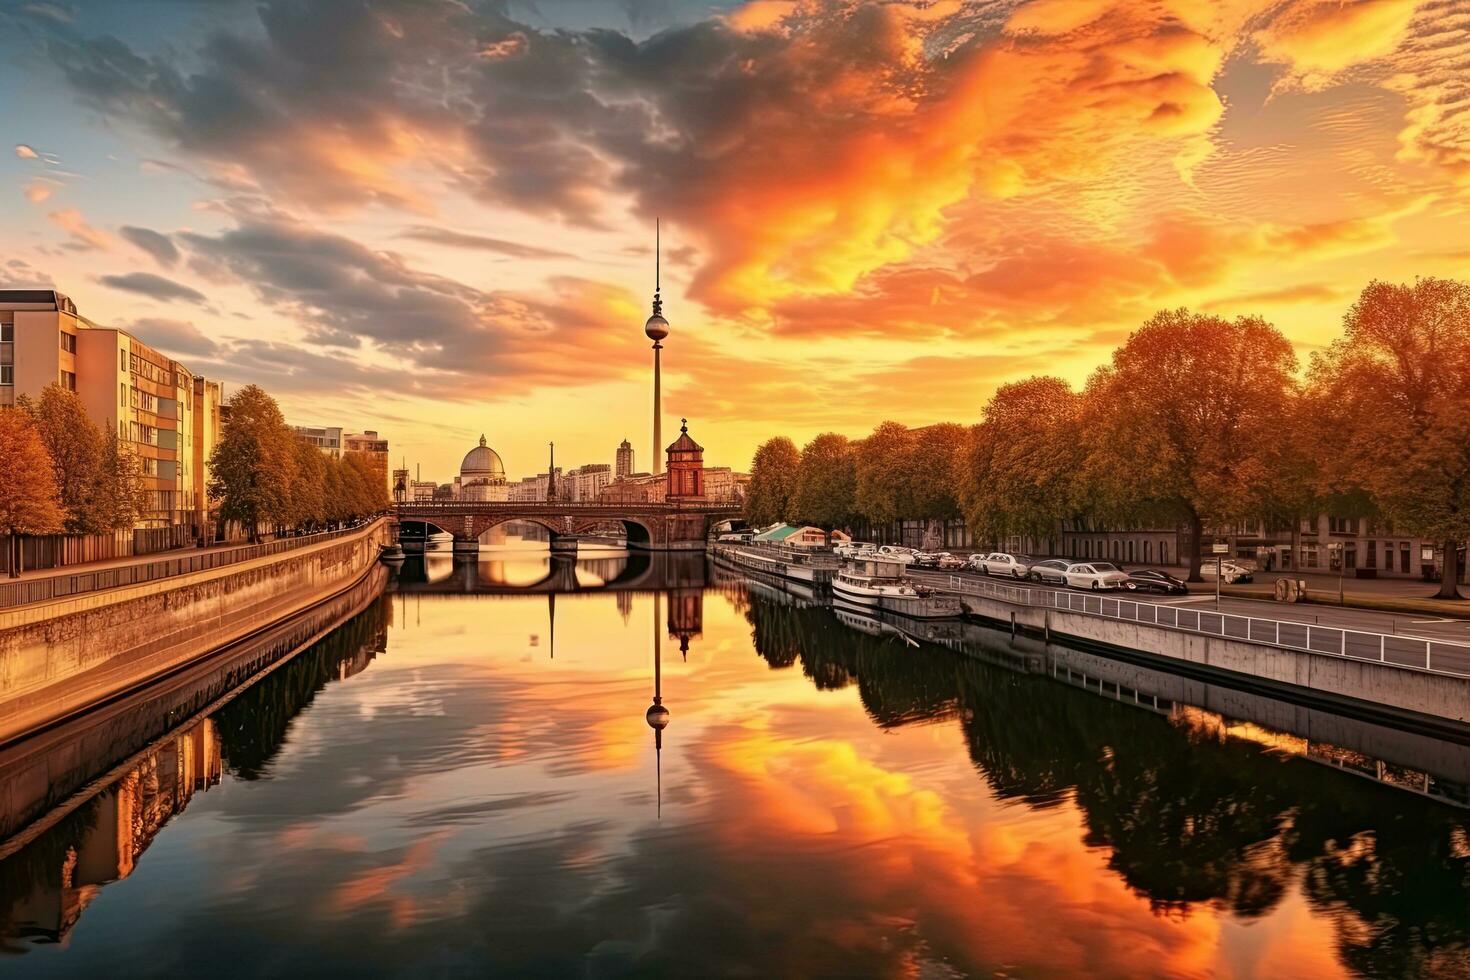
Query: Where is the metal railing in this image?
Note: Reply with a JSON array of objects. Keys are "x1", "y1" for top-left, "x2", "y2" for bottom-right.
[
  {"x1": 395, "y1": 500, "x2": 737, "y2": 513},
  {"x1": 0, "y1": 520, "x2": 384, "y2": 610},
  {"x1": 940, "y1": 573, "x2": 1470, "y2": 680}
]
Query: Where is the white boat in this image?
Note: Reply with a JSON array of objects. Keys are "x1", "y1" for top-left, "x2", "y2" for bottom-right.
[
  {"x1": 424, "y1": 531, "x2": 455, "y2": 553},
  {"x1": 832, "y1": 558, "x2": 963, "y2": 619}
]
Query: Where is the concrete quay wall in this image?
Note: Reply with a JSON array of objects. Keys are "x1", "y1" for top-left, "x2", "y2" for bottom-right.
[
  {"x1": 955, "y1": 593, "x2": 1470, "y2": 732},
  {"x1": 0, "y1": 521, "x2": 389, "y2": 745}
]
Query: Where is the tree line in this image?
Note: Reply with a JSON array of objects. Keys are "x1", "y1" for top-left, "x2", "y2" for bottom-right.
[
  {"x1": 209, "y1": 385, "x2": 389, "y2": 541},
  {"x1": 0, "y1": 383, "x2": 149, "y2": 540},
  {"x1": 0, "y1": 382, "x2": 388, "y2": 551},
  {"x1": 744, "y1": 277, "x2": 1470, "y2": 598}
]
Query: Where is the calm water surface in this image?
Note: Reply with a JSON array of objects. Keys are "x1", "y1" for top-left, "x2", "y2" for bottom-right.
[{"x1": 4, "y1": 545, "x2": 1470, "y2": 978}]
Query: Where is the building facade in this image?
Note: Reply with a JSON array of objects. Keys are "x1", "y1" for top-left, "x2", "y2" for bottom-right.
[
  {"x1": 292, "y1": 425, "x2": 343, "y2": 457},
  {"x1": 344, "y1": 430, "x2": 389, "y2": 489},
  {"x1": 0, "y1": 290, "x2": 219, "y2": 529},
  {"x1": 615, "y1": 439, "x2": 634, "y2": 481}
]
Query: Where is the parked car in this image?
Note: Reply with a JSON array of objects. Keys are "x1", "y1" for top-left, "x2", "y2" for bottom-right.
[
  {"x1": 1121, "y1": 569, "x2": 1188, "y2": 595},
  {"x1": 910, "y1": 551, "x2": 941, "y2": 568},
  {"x1": 965, "y1": 553, "x2": 990, "y2": 571},
  {"x1": 1028, "y1": 559, "x2": 1071, "y2": 585},
  {"x1": 1063, "y1": 561, "x2": 1130, "y2": 590},
  {"x1": 877, "y1": 545, "x2": 916, "y2": 564},
  {"x1": 980, "y1": 552, "x2": 1033, "y2": 578},
  {"x1": 834, "y1": 541, "x2": 869, "y2": 558},
  {"x1": 933, "y1": 552, "x2": 967, "y2": 571},
  {"x1": 1198, "y1": 560, "x2": 1254, "y2": 584}
]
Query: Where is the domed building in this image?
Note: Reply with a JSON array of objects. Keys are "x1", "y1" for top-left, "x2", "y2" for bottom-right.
[{"x1": 459, "y1": 435, "x2": 509, "y2": 501}]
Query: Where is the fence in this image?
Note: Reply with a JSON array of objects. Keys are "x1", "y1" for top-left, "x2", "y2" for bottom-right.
[
  {"x1": 939, "y1": 573, "x2": 1470, "y2": 680},
  {"x1": 0, "y1": 520, "x2": 382, "y2": 610},
  {"x1": 0, "y1": 525, "x2": 193, "y2": 577}
]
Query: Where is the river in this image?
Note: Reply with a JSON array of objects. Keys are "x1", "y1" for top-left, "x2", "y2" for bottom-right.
[{"x1": 3, "y1": 542, "x2": 1470, "y2": 977}]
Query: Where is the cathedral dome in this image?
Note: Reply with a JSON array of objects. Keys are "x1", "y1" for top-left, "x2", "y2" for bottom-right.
[{"x1": 460, "y1": 434, "x2": 506, "y2": 482}]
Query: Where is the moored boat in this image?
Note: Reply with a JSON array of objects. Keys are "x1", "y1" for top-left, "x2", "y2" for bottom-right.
[{"x1": 832, "y1": 558, "x2": 963, "y2": 619}]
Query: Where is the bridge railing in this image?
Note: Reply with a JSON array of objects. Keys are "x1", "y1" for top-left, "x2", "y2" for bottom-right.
[{"x1": 394, "y1": 500, "x2": 739, "y2": 512}]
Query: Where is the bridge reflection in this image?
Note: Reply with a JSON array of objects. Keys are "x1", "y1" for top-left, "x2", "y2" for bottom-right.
[{"x1": 387, "y1": 548, "x2": 709, "y2": 595}]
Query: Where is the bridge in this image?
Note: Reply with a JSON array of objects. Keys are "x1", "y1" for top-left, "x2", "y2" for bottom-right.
[{"x1": 392, "y1": 500, "x2": 741, "y2": 552}]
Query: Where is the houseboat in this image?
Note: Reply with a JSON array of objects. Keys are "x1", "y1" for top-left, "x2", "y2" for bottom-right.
[{"x1": 831, "y1": 558, "x2": 963, "y2": 619}]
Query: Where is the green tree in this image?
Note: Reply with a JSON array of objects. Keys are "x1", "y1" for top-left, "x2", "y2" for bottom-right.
[
  {"x1": 0, "y1": 407, "x2": 65, "y2": 575},
  {"x1": 961, "y1": 377, "x2": 1084, "y2": 548},
  {"x1": 1085, "y1": 310, "x2": 1298, "y2": 581},
  {"x1": 745, "y1": 436, "x2": 801, "y2": 527},
  {"x1": 1307, "y1": 278, "x2": 1470, "y2": 598},
  {"x1": 22, "y1": 383, "x2": 106, "y2": 532},
  {"x1": 793, "y1": 432, "x2": 855, "y2": 543},
  {"x1": 208, "y1": 385, "x2": 298, "y2": 541}
]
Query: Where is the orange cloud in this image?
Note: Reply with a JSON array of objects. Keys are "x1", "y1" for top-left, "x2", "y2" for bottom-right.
[
  {"x1": 48, "y1": 207, "x2": 110, "y2": 250},
  {"x1": 1254, "y1": 0, "x2": 1418, "y2": 91}
]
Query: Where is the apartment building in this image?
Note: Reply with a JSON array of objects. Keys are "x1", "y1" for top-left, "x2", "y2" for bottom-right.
[
  {"x1": 0, "y1": 290, "x2": 218, "y2": 528},
  {"x1": 344, "y1": 430, "x2": 389, "y2": 490},
  {"x1": 292, "y1": 425, "x2": 343, "y2": 457}
]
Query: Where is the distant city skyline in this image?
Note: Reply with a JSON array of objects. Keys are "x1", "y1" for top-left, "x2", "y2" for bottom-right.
[{"x1": 3, "y1": 0, "x2": 1468, "y2": 475}]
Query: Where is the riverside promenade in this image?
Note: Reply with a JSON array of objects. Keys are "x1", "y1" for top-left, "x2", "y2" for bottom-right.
[{"x1": 0, "y1": 519, "x2": 389, "y2": 745}]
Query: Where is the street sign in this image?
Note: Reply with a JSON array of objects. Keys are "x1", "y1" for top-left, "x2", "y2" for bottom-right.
[{"x1": 1211, "y1": 542, "x2": 1228, "y2": 554}]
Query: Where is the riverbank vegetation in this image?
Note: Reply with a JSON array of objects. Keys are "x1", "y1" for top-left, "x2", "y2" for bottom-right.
[
  {"x1": 745, "y1": 278, "x2": 1470, "y2": 598},
  {"x1": 210, "y1": 385, "x2": 389, "y2": 541}
]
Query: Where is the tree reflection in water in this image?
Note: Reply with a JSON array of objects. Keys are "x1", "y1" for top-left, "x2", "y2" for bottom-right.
[{"x1": 737, "y1": 587, "x2": 1470, "y2": 977}]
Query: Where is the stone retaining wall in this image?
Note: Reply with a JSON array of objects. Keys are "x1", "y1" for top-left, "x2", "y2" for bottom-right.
[{"x1": 0, "y1": 521, "x2": 388, "y2": 744}]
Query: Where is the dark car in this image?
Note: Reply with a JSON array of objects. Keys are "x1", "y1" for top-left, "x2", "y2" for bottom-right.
[
  {"x1": 1028, "y1": 559, "x2": 1070, "y2": 585},
  {"x1": 1121, "y1": 569, "x2": 1188, "y2": 595}
]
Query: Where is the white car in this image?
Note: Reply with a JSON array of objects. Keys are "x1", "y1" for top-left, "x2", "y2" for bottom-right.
[
  {"x1": 1063, "y1": 561, "x2": 1130, "y2": 590},
  {"x1": 1198, "y1": 560, "x2": 1254, "y2": 584},
  {"x1": 980, "y1": 553, "x2": 1033, "y2": 578},
  {"x1": 877, "y1": 545, "x2": 916, "y2": 564}
]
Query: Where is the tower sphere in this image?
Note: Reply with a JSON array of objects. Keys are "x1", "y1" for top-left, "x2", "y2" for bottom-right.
[
  {"x1": 646, "y1": 702, "x2": 670, "y2": 730},
  {"x1": 644, "y1": 313, "x2": 669, "y2": 341}
]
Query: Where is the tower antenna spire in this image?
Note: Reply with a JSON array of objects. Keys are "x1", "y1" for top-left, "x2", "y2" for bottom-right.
[{"x1": 652, "y1": 217, "x2": 662, "y2": 317}]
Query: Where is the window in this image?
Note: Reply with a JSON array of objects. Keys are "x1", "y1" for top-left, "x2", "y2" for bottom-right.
[
  {"x1": 1144, "y1": 541, "x2": 1152, "y2": 563},
  {"x1": 1383, "y1": 544, "x2": 1394, "y2": 572},
  {"x1": 0, "y1": 365, "x2": 11, "y2": 385},
  {"x1": 1402, "y1": 544, "x2": 1412, "y2": 573},
  {"x1": 121, "y1": 382, "x2": 127, "y2": 407},
  {"x1": 60, "y1": 331, "x2": 76, "y2": 353},
  {"x1": 120, "y1": 349, "x2": 127, "y2": 371},
  {"x1": 1329, "y1": 516, "x2": 1355, "y2": 534},
  {"x1": 1366, "y1": 540, "x2": 1377, "y2": 568},
  {"x1": 1159, "y1": 542, "x2": 1168, "y2": 565},
  {"x1": 1, "y1": 323, "x2": 12, "y2": 342},
  {"x1": 60, "y1": 370, "x2": 76, "y2": 391}
]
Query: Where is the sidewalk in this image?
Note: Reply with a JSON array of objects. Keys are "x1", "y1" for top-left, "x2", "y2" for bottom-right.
[
  {"x1": 1, "y1": 522, "x2": 381, "y2": 608},
  {"x1": 1167, "y1": 564, "x2": 1470, "y2": 619}
]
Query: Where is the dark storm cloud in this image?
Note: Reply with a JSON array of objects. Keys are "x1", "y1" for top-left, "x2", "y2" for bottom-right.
[
  {"x1": 99, "y1": 271, "x2": 207, "y2": 303},
  {"x1": 119, "y1": 225, "x2": 181, "y2": 266}
]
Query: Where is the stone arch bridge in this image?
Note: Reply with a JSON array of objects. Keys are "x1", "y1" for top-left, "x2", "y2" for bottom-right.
[{"x1": 393, "y1": 500, "x2": 740, "y2": 552}]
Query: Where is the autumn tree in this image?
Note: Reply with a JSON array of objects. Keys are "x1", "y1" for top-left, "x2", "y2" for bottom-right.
[
  {"x1": 793, "y1": 432, "x2": 856, "y2": 543},
  {"x1": 208, "y1": 384, "x2": 298, "y2": 541},
  {"x1": 1307, "y1": 278, "x2": 1470, "y2": 598},
  {"x1": 290, "y1": 439, "x2": 327, "y2": 530},
  {"x1": 854, "y1": 421, "x2": 914, "y2": 532},
  {"x1": 22, "y1": 383, "x2": 106, "y2": 532},
  {"x1": 961, "y1": 377, "x2": 1085, "y2": 549},
  {"x1": 343, "y1": 452, "x2": 389, "y2": 515},
  {"x1": 95, "y1": 426, "x2": 150, "y2": 531},
  {"x1": 1085, "y1": 310, "x2": 1298, "y2": 581},
  {"x1": 745, "y1": 436, "x2": 801, "y2": 527},
  {"x1": 908, "y1": 423, "x2": 966, "y2": 524},
  {"x1": 0, "y1": 407, "x2": 65, "y2": 576}
]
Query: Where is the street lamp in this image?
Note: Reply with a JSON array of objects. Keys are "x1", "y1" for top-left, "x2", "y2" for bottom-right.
[{"x1": 644, "y1": 220, "x2": 669, "y2": 475}]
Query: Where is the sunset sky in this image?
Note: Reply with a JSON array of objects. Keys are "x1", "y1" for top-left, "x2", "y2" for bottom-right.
[{"x1": 2, "y1": 0, "x2": 1468, "y2": 481}]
